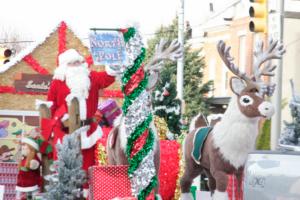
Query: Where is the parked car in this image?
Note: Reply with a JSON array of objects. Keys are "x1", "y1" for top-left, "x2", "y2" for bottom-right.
[{"x1": 244, "y1": 148, "x2": 300, "y2": 200}]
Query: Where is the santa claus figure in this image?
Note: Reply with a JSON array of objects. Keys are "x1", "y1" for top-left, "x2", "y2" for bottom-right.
[{"x1": 45, "y1": 49, "x2": 115, "y2": 172}]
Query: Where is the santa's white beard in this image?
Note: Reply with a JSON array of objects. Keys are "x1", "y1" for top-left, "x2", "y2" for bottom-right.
[{"x1": 65, "y1": 63, "x2": 91, "y2": 99}]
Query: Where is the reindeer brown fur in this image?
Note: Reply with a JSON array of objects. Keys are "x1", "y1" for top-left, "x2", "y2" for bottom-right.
[{"x1": 180, "y1": 40, "x2": 285, "y2": 200}]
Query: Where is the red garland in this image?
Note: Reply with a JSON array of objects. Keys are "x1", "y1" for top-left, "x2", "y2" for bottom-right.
[
  {"x1": 0, "y1": 86, "x2": 15, "y2": 93},
  {"x1": 57, "y1": 21, "x2": 67, "y2": 66},
  {"x1": 130, "y1": 130, "x2": 149, "y2": 158},
  {"x1": 0, "y1": 86, "x2": 48, "y2": 95},
  {"x1": 23, "y1": 55, "x2": 49, "y2": 75},
  {"x1": 124, "y1": 66, "x2": 145, "y2": 96},
  {"x1": 58, "y1": 21, "x2": 67, "y2": 54}
]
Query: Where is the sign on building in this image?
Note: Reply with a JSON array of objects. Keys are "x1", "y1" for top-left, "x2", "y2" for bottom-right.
[
  {"x1": 89, "y1": 31, "x2": 126, "y2": 66},
  {"x1": 14, "y1": 74, "x2": 52, "y2": 94}
]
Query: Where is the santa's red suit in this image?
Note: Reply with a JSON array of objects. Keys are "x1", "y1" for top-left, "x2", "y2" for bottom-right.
[{"x1": 45, "y1": 49, "x2": 115, "y2": 172}]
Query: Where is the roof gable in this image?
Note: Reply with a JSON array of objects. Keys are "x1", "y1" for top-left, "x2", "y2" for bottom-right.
[{"x1": 0, "y1": 21, "x2": 91, "y2": 74}]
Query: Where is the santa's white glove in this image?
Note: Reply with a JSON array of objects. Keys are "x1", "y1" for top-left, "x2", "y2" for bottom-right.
[{"x1": 29, "y1": 159, "x2": 40, "y2": 170}]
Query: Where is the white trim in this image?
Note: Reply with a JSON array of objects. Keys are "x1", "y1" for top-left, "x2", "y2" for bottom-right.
[
  {"x1": 15, "y1": 185, "x2": 39, "y2": 192},
  {"x1": 61, "y1": 113, "x2": 69, "y2": 122},
  {"x1": 0, "y1": 21, "x2": 90, "y2": 74},
  {"x1": 79, "y1": 98, "x2": 87, "y2": 120},
  {"x1": 0, "y1": 110, "x2": 39, "y2": 116},
  {"x1": 22, "y1": 138, "x2": 39, "y2": 151},
  {"x1": 80, "y1": 125, "x2": 102, "y2": 149}
]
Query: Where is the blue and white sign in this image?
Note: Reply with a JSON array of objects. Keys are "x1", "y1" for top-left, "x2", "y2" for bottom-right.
[{"x1": 89, "y1": 31, "x2": 126, "y2": 66}]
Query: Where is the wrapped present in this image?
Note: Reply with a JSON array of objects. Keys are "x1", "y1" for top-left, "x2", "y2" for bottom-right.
[
  {"x1": 98, "y1": 99, "x2": 122, "y2": 126},
  {"x1": 0, "y1": 162, "x2": 18, "y2": 200},
  {"x1": 89, "y1": 165, "x2": 133, "y2": 200},
  {"x1": 89, "y1": 165, "x2": 156, "y2": 200}
]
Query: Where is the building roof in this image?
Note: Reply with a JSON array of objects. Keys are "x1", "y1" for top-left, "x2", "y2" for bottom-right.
[{"x1": 0, "y1": 21, "x2": 89, "y2": 74}]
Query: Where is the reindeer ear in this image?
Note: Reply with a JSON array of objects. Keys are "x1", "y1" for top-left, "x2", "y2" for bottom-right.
[{"x1": 230, "y1": 77, "x2": 246, "y2": 95}]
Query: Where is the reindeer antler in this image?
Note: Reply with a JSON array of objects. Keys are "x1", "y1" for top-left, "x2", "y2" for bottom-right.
[
  {"x1": 217, "y1": 40, "x2": 253, "y2": 84},
  {"x1": 252, "y1": 39, "x2": 286, "y2": 82},
  {"x1": 217, "y1": 39, "x2": 286, "y2": 96},
  {"x1": 144, "y1": 39, "x2": 182, "y2": 72}
]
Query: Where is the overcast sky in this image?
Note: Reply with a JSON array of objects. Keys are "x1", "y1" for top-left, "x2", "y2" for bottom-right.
[{"x1": 0, "y1": 0, "x2": 214, "y2": 43}]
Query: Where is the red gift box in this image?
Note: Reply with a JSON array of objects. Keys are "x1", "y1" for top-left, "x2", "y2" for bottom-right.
[
  {"x1": 89, "y1": 165, "x2": 133, "y2": 200},
  {"x1": 0, "y1": 162, "x2": 18, "y2": 200},
  {"x1": 89, "y1": 165, "x2": 156, "y2": 200},
  {"x1": 98, "y1": 99, "x2": 122, "y2": 126}
]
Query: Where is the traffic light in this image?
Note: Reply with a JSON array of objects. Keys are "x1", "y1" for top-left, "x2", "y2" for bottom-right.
[
  {"x1": 249, "y1": 0, "x2": 268, "y2": 33},
  {"x1": 0, "y1": 47, "x2": 12, "y2": 64}
]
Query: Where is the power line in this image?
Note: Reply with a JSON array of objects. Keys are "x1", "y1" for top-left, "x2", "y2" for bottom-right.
[{"x1": 0, "y1": 40, "x2": 34, "y2": 44}]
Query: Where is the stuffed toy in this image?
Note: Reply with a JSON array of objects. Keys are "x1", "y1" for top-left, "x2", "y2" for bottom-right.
[
  {"x1": 180, "y1": 40, "x2": 285, "y2": 200},
  {"x1": 16, "y1": 137, "x2": 41, "y2": 200}
]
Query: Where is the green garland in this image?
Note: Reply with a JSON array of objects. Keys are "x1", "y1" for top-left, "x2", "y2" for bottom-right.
[
  {"x1": 137, "y1": 176, "x2": 158, "y2": 200},
  {"x1": 123, "y1": 27, "x2": 136, "y2": 42},
  {"x1": 125, "y1": 114, "x2": 153, "y2": 174},
  {"x1": 122, "y1": 75, "x2": 148, "y2": 114},
  {"x1": 126, "y1": 114, "x2": 153, "y2": 153},
  {"x1": 128, "y1": 128, "x2": 155, "y2": 175},
  {"x1": 121, "y1": 48, "x2": 146, "y2": 85}
]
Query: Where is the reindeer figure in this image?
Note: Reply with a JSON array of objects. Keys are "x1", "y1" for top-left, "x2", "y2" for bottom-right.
[
  {"x1": 106, "y1": 38, "x2": 182, "y2": 199},
  {"x1": 180, "y1": 39, "x2": 285, "y2": 200}
]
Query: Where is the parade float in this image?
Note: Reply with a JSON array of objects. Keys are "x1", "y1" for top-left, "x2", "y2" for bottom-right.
[{"x1": 0, "y1": 20, "x2": 289, "y2": 200}]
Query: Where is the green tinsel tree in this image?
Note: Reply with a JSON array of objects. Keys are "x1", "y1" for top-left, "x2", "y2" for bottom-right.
[
  {"x1": 152, "y1": 72, "x2": 182, "y2": 136},
  {"x1": 147, "y1": 18, "x2": 213, "y2": 121},
  {"x1": 45, "y1": 127, "x2": 87, "y2": 200},
  {"x1": 279, "y1": 80, "x2": 300, "y2": 146}
]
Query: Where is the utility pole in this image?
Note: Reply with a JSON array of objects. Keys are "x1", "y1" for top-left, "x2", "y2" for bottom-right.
[
  {"x1": 177, "y1": 0, "x2": 185, "y2": 106},
  {"x1": 270, "y1": 0, "x2": 284, "y2": 150}
]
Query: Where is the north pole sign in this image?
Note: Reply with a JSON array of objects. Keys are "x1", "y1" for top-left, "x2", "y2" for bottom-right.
[{"x1": 89, "y1": 31, "x2": 126, "y2": 66}]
